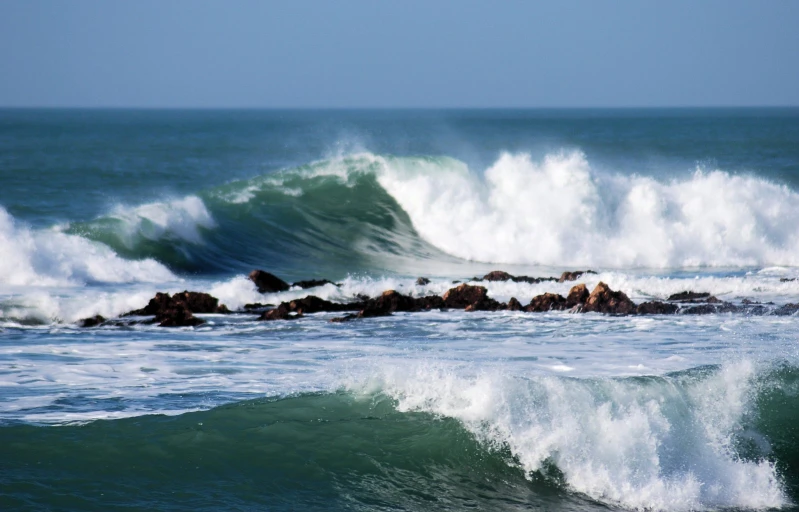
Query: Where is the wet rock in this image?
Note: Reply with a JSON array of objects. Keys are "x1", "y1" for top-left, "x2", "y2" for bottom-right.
[
  {"x1": 682, "y1": 302, "x2": 740, "y2": 315},
  {"x1": 127, "y1": 291, "x2": 228, "y2": 317},
  {"x1": 506, "y1": 297, "x2": 523, "y2": 311},
  {"x1": 525, "y1": 293, "x2": 568, "y2": 312},
  {"x1": 773, "y1": 303, "x2": 799, "y2": 316},
  {"x1": 172, "y1": 291, "x2": 229, "y2": 313},
  {"x1": 582, "y1": 282, "x2": 636, "y2": 315},
  {"x1": 442, "y1": 284, "x2": 500, "y2": 310},
  {"x1": 156, "y1": 305, "x2": 205, "y2": 327},
  {"x1": 258, "y1": 303, "x2": 304, "y2": 321},
  {"x1": 667, "y1": 291, "x2": 711, "y2": 302},
  {"x1": 635, "y1": 301, "x2": 679, "y2": 315},
  {"x1": 360, "y1": 290, "x2": 418, "y2": 317},
  {"x1": 415, "y1": 295, "x2": 445, "y2": 310},
  {"x1": 243, "y1": 303, "x2": 272, "y2": 311},
  {"x1": 288, "y1": 296, "x2": 358, "y2": 314},
  {"x1": 482, "y1": 270, "x2": 514, "y2": 282},
  {"x1": 330, "y1": 314, "x2": 358, "y2": 323},
  {"x1": 415, "y1": 277, "x2": 431, "y2": 286},
  {"x1": 78, "y1": 315, "x2": 106, "y2": 328},
  {"x1": 292, "y1": 279, "x2": 335, "y2": 289},
  {"x1": 566, "y1": 284, "x2": 589, "y2": 307},
  {"x1": 249, "y1": 270, "x2": 290, "y2": 293},
  {"x1": 559, "y1": 270, "x2": 596, "y2": 283},
  {"x1": 780, "y1": 278, "x2": 796, "y2": 282}
]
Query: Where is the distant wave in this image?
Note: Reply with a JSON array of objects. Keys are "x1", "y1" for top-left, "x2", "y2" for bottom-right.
[{"x1": 4, "y1": 150, "x2": 799, "y2": 288}]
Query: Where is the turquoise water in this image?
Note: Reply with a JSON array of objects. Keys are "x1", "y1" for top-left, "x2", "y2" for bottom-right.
[{"x1": 2, "y1": 108, "x2": 799, "y2": 510}]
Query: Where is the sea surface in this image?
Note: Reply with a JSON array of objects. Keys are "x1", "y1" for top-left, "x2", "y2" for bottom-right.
[{"x1": 2, "y1": 108, "x2": 799, "y2": 511}]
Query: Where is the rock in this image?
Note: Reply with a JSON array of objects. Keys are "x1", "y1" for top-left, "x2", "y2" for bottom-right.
[
  {"x1": 127, "y1": 291, "x2": 228, "y2": 317},
  {"x1": 582, "y1": 282, "x2": 636, "y2": 315},
  {"x1": 243, "y1": 303, "x2": 271, "y2": 311},
  {"x1": 415, "y1": 277, "x2": 431, "y2": 286},
  {"x1": 780, "y1": 278, "x2": 796, "y2": 282},
  {"x1": 506, "y1": 297, "x2": 523, "y2": 311},
  {"x1": 288, "y1": 296, "x2": 357, "y2": 314},
  {"x1": 249, "y1": 270, "x2": 290, "y2": 293},
  {"x1": 681, "y1": 302, "x2": 740, "y2": 315},
  {"x1": 359, "y1": 290, "x2": 418, "y2": 318},
  {"x1": 565, "y1": 284, "x2": 589, "y2": 307},
  {"x1": 414, "y1": 295, "x2": 445, "y2": 310},
  {"x1": 635, "y1": 301, "x2": 678, "y2": 315},
  {"x1": 156, "y1": 305, "x2": 205, "y2": 327},
  {"x1": 482, "y1": 270, "x2": 514, "y2": 282},
  {"x1": 259, "y1": 303, "x2": 303, "y2": 321},
  {"x1": 525, "y1": 293, "x2": 568, "y2": 312},
  {"x1": 78, "y1": 315, "x2": 106, "y2": 328},
  {"x1": 667, "y1": 291, "x2": 711, "y2": 302},
  {"x1": 773, "y1": 303, "x2": 799, "y2": 316},
  {"x1": 442, "y1": 284, "x2": 500, "y2": 310},
  {"x1": 559, "y1": 270, "x2": 596, "y2": 283},
  {"x1": 330, "y1": 314, "x2": 358, "y2": 323},
  {"x1": 171, "y1": 291, "x2": 229, "y2": 313},
  {"x1": 292, "y1": 279, "x2": 335, "y2": 289}
]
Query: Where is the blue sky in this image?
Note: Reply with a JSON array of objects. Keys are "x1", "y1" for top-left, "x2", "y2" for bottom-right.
[{"x1": 1, "y1": 0, "x2": 797, "y2": 108}]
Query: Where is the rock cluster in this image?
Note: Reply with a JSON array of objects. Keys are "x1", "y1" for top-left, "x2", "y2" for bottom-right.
[
  {"x1": 124, "y1": 291, "x2": 229, "y2": 327},
  {"x1": 77, "y1": 269, "x2": 794, "y2": 327}
]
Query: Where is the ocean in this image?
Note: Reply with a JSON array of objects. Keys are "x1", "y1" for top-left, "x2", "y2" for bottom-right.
[{"x1": 2, "y1": 108, "x2": 799, "y2": 511}]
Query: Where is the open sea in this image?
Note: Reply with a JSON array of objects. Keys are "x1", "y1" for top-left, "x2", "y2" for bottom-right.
[{"x1": 2, "y1": 108, "x2": 799, "y2": 511}]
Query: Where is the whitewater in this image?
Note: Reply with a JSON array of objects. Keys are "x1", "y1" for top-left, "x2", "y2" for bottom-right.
[{"x1": 2, "y1": 108, "x2": 799, "y2": 511}]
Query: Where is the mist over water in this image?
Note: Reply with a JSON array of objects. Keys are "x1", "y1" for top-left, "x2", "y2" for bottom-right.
[{"x1": 2, "y1": 109, "x2": 799, "y2": 511}]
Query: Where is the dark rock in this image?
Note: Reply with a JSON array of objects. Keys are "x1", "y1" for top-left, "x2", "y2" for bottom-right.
[
  {"x1": 330, "y1": 314, "x2": 358, "y2": 323},
  {"x1": 172, "y1": 291, "x2": 229, "y2": 313},
  {"x1": 127, "y1": 291, "x2": 228, "y2": 317},
  {"x1": 506, "y1": 297, "x2": 523, "y2": 311},
  {"x1": 559, "y1": 270, "x2": 596, "y2": 283},
  {"x1": 414, "y1": 295, "x2": 445, "y2": 310},
  {"x1": 243, "y1": 303, "x2": 272, "y2": 311},
  {"x1": 667, "y1": 291, "x2": 711, "y2": 302},
  {"x1": 773, "y1": 303, "x2": 799, "y2": 316},
  {"x1": 78, "y1": 315, "x2": 106, "y2": 328},
  {"x1": 416, "y1": 277, "x2": 431, "y2": 286},
  {"x1": 292, "y1": 279, "x2": 335, "y2": 289},
  {"x1": 483, "y1": 270, "x2": 514, "y2": 282},
  {"x1": 525, "y1": 293, "x2": 568, "y2": 312},
  {"x1": 780, "y1": 278, "x2": 796, "y2": 282},
  {"x1": 127, "y1": 292, "x2": 172, "y2": 316},
  {"x1": 156, "y1": 305, "x2": 205, "y2": 327},
  {"x1": 636, "y1": 301, "x2": 679, "y2": 315},
  {"x1": 359, "y1": 290, "x2": 418, "y2": 318},
  {"x1": 741, "y1": 298, "x2": 759, "y2": 305},
  {"x1": 681, "y1": 302, "x2": 740, "y2": 315},
  {"x1": 288, "y1": 296, "x2": 358, "y2": 314},
  {"x1": 442, "y1": 284, "x2": 501, "y2": 310},
  {"x1": 249, "y1": 270, "x2": 290, "y2": 293},
  {"x1": 582, "y1": 282, "x2": 636, "y2": 315},
  {"x1": 259, "y1": 303, "x2": 303, "y2": 321},
  {"x1": 566, "y1": 284, "x2": 589, "y2": 307}
]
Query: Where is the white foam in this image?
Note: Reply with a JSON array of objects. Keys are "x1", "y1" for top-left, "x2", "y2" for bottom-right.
[
  {"x1": 104, "y1": 195, "x2": 215, "y2": 247},
  {"x1": 357, "y1": 360, "x2": 786, "y2": 510},
  {"x1": 351, "y1": 151, "x2": 799, "y2": 268},
  {"x1": 0, "y1": 206, "x2": 176, "y2": 287}
]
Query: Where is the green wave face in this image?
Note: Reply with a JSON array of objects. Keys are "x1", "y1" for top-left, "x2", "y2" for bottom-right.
[
  {"x1": 0, "y1": 393, "x2": 579, "y2": 512},
  {"x1": 66, "y1": 155, "x2": 451, "y2": 279},
  {"x1": 4, "y1": 365, "x2": 799, "y2": 511}
]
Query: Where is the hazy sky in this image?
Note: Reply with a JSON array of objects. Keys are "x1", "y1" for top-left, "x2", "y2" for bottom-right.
[{"x1": 1, "y1": 0, "x2": 797, "y2": 108}]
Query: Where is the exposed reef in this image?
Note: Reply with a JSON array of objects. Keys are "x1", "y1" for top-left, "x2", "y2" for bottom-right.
[{"x1": 77, "y1": 269, "x2": 796, "y2": 327}]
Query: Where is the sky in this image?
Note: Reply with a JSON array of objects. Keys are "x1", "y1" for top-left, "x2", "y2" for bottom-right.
[{"x1": 0, "y1": 0, "x2": 797, "y2": 108}]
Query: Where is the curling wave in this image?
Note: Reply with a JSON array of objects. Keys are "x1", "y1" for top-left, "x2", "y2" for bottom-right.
[{"x1": 2, "y1": 362, "x2": 798, "y2": 511}]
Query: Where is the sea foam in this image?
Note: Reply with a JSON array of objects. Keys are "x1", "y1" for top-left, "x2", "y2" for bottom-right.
[
  {"x1": 368, "y1": 151, "x2": 799, "y2": 268},
  {"x1": 360, "y1": 360, "x2": 786, "y2": 511},
  {"x1": 0, "y1": 206, "x2": 176, "y2": 287}
]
